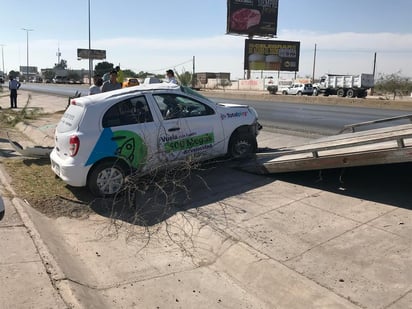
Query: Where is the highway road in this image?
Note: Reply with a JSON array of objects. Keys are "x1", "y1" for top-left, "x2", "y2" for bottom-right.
[{"x1": 11, "y1": 83, "x2": 412, "y2": 136}]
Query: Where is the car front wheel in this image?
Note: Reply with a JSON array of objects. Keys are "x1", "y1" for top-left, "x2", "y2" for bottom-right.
[
  {"x1": 229, "y1": 133, "x2": 257, "y2": 159},
  {"x1": 88, "y1": 161, "x2": 127, "y2": 197}
]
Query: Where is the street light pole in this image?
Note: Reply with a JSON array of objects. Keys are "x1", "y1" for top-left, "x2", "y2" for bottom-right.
[
  {"x1": 22, "y1": 28, "x2": 33, "y2": 82},
  {"x1": 88, "y1": 0, "x2": 92, "y2": 85},
  {"x1": 0, "y1": 44, "x2": 5, "y2": 77}
]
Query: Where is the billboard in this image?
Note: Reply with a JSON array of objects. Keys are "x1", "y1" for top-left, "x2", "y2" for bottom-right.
[
  {"x1": 19, "y1": 66, "x2": 38, "y2": 74},
  {"x1": 244, "y1": 39, "x2": 300, "y2": 72},
  {"x1": 77, "y1": 48, "x2": 106, "y2": 60},
  {"x1": 227, "y1": 0, "x2": 278, "y2": 37}
]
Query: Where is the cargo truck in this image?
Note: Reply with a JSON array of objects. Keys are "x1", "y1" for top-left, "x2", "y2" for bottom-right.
[{"x1": 313, "y1": 73, "x2": 374, "y2": 98}]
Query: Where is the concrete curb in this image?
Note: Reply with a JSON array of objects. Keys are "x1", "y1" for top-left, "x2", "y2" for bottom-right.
[{"x1": 10, "y1": 196, "x2": 83, "y2": 309}]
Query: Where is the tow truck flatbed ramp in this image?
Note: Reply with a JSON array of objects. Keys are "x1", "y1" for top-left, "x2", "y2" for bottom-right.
[{"x1": 247, "y1": 115, "x2": 412, "y2": 174}]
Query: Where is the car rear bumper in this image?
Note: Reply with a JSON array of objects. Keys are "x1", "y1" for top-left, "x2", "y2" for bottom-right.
[{"x1": 50, "y1": 150, "x2": 91, "y2": 187}]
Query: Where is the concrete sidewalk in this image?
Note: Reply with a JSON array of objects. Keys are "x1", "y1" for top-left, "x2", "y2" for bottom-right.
[{"x1": 0, "y1": 90, "x2": 411, "y2": 308}]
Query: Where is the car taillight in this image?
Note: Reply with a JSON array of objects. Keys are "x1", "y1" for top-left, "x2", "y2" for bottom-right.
[{"x1": 69, "y1": 135, "x2": 80, "y2": 157}]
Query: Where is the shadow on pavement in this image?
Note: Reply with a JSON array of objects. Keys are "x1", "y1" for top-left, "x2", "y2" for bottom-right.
[
  {"x1": 80, "y1": 160, "x2": 273, "y2": 226},
  {"x1": 66, "y1": 160, "x2": 411, "y2": 227},
  {"x1": 273, "y1": 162, "x2": 412, "y2": 210}
]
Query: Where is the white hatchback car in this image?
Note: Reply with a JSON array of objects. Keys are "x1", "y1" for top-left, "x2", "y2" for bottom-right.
[{"x1": 50, "y1": 83, "x2": 261, "y2": 196}]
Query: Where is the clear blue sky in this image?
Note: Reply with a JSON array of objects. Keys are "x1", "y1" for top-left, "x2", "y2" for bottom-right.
[{"x1": 1, "y1": 0, "x2": 412, "y2": 79}]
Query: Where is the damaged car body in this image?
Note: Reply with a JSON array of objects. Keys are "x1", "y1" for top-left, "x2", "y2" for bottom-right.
[{"x1": 50, "y1": 83, "x2": 261, "y2": 197}]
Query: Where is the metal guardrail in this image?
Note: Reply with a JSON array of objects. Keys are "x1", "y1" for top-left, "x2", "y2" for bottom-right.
[{"x1": 339, "y1": 114, "x2": 412, "y2": 133}]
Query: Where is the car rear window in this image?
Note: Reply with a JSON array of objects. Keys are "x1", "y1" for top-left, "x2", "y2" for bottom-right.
[
  {"x1": 305, "y1": 83, "x2": 313, "y2": 87},
  {"x1": 56, "y1": 104, "x2": 84, "y2": 133}
]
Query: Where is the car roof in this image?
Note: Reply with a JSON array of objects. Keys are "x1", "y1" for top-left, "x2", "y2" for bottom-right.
[{"x1": 71, "y1": 83, "x2": 181, "y2": 107}]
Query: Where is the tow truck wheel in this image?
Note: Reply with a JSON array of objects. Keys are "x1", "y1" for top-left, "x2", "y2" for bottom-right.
[
  {"x1": 229, "y1": 133, "x2": 257, "y2": 159},
  {"x1": 88, "y1": 161, "x2": 127, "y2": 197}
]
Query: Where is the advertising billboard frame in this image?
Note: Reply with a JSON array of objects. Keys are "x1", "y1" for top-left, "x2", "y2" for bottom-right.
[
  {"x1": 227, "y1": 0, "x2": 279, "y2": 37},
  {"x1": 244, "y1": 39, "x2": 300, "y2": 72},
  {"x1": 77, "y1": 48, "x2": 106, "y2": 60}
]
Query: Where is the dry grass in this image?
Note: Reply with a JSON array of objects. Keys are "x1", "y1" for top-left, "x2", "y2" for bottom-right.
[{"x1": 1, "y1": 158, "x2": 93, "y2": 218}]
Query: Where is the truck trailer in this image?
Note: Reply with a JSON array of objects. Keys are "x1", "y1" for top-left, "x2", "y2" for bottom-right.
[{"x1": 313, "y1": 73, "x2": 374, "y2": 98}]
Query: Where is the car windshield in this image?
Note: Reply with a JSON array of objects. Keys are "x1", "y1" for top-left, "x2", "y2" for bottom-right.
[{"x1": 180, "y1": 86, "x2": 215, "y2": 104}]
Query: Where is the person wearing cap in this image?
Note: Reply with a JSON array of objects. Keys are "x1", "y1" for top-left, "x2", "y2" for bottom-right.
[
  {"x1": 8, "y1": 76, "x2": 21, "y2": 108},
  {"x1": 89, "y1": 74, "x2": 103, "y2": 95},
  {"x1": 102, "y1": 70, "x2": 122, "y2": 92},
  {"x1": 166, "y1": 69, "x2": 178, "y2": 84}
]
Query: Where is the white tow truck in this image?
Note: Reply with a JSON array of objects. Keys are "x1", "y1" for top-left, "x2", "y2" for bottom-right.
[{"x1": 313, "y1": 73, "x2": 374, "y2": 98}]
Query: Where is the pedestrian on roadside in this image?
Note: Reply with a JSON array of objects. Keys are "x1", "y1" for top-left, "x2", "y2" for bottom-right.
[
  {"x1": 8, "y1": 76, "x2": 21, "y2": 108},
  {"x1": 166, "y1": 69, "x2": 178, "y2": 84},
  {"x1": 89, "y1": 74, "x2": 103, "y2": 95},
  {"x1": 101, "y1": 69, "x2": 122, "y2": 92},
  {"x1": 115, "y1": 65, "x2": 124, "y2": 84}
]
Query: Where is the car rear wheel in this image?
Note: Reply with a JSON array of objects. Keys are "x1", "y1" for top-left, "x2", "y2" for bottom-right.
[
  {"x1": 297, "y1": 91, "x2": 302, "y2": 96},
  {"x1": 282, "y1": 90, "x2": 288, "y2": 95},
  {"x1": 229, "y1": 133, "x2": 257, "y2": 159},
  {"x1": 88, "y1": 161, "x2": 127, "y2": 197}
]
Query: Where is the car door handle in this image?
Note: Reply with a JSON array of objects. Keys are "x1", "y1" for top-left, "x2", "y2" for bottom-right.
[
  {"x1": 111, "y1": 136, "x2": 126, "y2": 141},
  {"x1": 168, "y1": 127, "x2": 180, "y2": 132}
]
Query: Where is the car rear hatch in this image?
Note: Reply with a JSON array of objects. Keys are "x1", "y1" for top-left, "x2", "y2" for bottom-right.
[{"x1": 53, "y1": 103, "x2": 85, "y2": 159}]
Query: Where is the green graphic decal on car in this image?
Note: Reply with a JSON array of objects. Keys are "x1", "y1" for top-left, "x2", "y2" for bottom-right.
[
  {"x1": 86, "y1": 128, "x2": 147, "y2": 168},
  {"x1": 113, "y1": 130, "x2": 147, "y2": 168},
  {"x1": 164, "y1": 132, "x2": 214, "y2": 153}
]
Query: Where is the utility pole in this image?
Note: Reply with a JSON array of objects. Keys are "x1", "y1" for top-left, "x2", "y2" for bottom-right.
[
  {"x1": 56, "y1": 42, "x2": 61, "y2": 65},
  {"x1": 22, "y1": 28, "x2": 34, "y2": 82},
  {"x1": 88, "y1": 0, "x2": 92, "y2": 85},
  {"x1": 0, "y1": 44, "x2": 5, "y2": 77},
  {"x1": 192, "y1": 55, "x2": 195, "y2": 88},
  {"x1": 312, "y1": 43, "x2": 317, "y2": 83},
  {"x1": 371, "y1": 52, "x2": 377, "y2": 95}
]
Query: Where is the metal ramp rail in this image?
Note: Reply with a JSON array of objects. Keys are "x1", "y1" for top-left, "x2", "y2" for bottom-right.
[{"x1": 245, "y1": 114, "x2": 412, "y2": 174}]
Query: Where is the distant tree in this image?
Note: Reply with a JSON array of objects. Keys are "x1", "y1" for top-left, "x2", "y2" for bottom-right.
[
  {"x1": 375, "y1": 71, "x2": 412, "y2": 99},
  {"x1": 8, "y1": 70, "x2": 20, "y2": 78},
  {"x1": 219, "y1": 79, "x2": 232, "y2": 91},
  {"x1": 54, "y1": 59, "x2": 68, "y2": 70},
  {"x1": 94, "y1": 61, "x2": 114, "y2": 77},
  {"x1": 122, "y1": 69, "x2": 137, "y2": 77},
  {"x1": 176, "y1": 69, "x2": 192, "y2": 86}
]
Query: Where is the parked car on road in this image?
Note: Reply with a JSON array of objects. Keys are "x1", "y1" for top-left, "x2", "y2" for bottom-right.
[
  {"x1": 53, "y1": 76, "x2": 68, "y2": 84},
  {"x1": 282, "y1": 83, "x2": 314, "y2": 96},
  {"x1": 50, "y1": 83, "x2": 261, "y2": 196},
  {"x1": 122, "y1": 77, "x2": 140, "y2": 88}
]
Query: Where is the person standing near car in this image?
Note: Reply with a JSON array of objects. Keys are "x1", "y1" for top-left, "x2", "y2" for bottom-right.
[
  {"x1": 8, "y1": 76, "x2": 21, "y2": 108},
  {"x1": 166, "y1": 69, "x2": 178, "y2": 84},
  {"x1": 102, "y1": 70, "x2": 122, "y2": 92},
  {"x1": 115, "y1": 65, "x2": 124, "y2": 85},
  {"x1": 89, "y1": 74, "x2": 103, "y2": 95}
]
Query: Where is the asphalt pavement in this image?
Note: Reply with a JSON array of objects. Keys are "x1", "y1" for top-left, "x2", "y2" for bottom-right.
[{"x1": 0, "y1": 89, "x2": 411, "y2": 309}]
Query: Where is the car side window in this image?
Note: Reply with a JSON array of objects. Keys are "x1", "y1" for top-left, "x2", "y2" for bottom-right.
[
  {"x1": 153, "y1": 94, "x2": 215, "y2": 120},
  {"x1": 102, "y1": 95, "x2": 153, "y2": 128}
]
